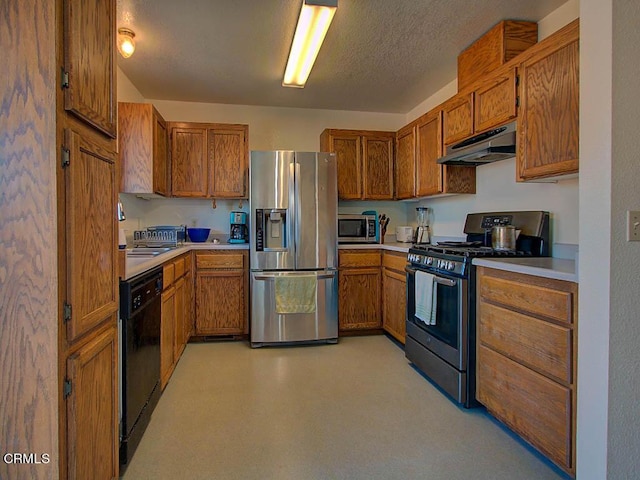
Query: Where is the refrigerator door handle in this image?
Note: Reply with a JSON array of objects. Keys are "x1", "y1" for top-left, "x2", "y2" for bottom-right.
[
  {"x1": 293, "y1": 161, "x2": 302, "y2": 265},
  {"x1": 253, "y1": 272, "x2": 337, "y2": 281}
]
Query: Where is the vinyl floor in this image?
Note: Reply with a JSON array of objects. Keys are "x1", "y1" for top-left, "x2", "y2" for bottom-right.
[{"x1": 121, "y1": 335, "x2": 568, "y2": 480}]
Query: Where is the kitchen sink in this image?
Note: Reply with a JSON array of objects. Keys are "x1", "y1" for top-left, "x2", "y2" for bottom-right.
[{"x1": 126, "y1": 247, "x2": 174, "y2": 257}]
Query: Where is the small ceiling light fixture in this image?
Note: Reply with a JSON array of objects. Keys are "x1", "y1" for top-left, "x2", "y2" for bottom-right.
[
  {"x1": 117, "y1": 27, "x2": 136, "y2": 58},
  {"x1": 283, "y1": 0, "x2": 337, "y2": 88}
]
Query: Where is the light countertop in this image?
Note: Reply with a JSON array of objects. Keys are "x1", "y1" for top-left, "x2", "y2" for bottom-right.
[
  {"x1": 125, "y1": 241, "x2": 412, "y2": 280},
  {"x1": 124, "y1": 242, "x2": 249, "y2": 280},
  {"x1": 472, "y1": 257, "x2": 578, "y2": 283},
  {"x1": 338, "y1": 242, "x2": 411, "y2": 253}
]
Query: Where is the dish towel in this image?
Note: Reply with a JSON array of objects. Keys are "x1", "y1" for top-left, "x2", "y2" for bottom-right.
[
  {"x1": 415, "y1": 270, "x2": 437, "y2": 325},
  {"x1": 274, "y1": 275, "x2": 317, "y2": 314}
]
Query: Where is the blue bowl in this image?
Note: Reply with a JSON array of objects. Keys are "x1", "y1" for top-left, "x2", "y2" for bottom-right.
[{"x1": 187, "y1": 228, "x2": 211, "y2": 243}]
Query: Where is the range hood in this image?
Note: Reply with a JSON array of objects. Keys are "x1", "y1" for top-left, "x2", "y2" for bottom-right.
[{"x1": 438, "y1": 122, "x2": 516, "y2": 166}]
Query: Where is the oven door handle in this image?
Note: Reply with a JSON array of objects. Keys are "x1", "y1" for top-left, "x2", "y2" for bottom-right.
[
  {"x1": 405, "y1": 266, "x2": 457, "y2": 287},
  {"x1": 434, "y1": 277, "x2": 457, "y2": 287}
]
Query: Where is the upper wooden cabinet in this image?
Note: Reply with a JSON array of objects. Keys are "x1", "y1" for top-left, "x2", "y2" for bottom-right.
[
  {"x1": 62, "y1": 0, "x2": 117, "y2": 138},
  {"x1": 63, "y1": 129, "x2": 118, "y2": 343},
  {"x1": 457, "y1": 20, "x2": 537, "y2": 91},
  {"x1": 442, "y1": 93, "x2": 474, "y2": 146},
  {"x1": 474, "y1": 66, "x2": 518, "y2": 133},
  {"x1": 395, "y1": 123, "x2": 416, "y2": 199},
  {"x1": 119, "y1": 102, "x2": 169, "y2": 195},
  {"x1": 168, "y1": 122, "x2": 249, "y2": 198},
  {"x1": 443, "y1": 65, "x2": 518, "y2": 147},
  {"x1": 517, "y1": 19, "x2": 579, "y2": 181},
  {"x1": 320, "y1": 129, "x2": 395, "y2": 200},
  {"x1": 395, "y1": 109, "x2": 476, "y2": 198}
]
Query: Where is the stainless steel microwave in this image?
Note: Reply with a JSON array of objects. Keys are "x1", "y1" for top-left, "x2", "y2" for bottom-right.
[{"x1": 338, "y1": 214, "x2": 378, "y2": 243}]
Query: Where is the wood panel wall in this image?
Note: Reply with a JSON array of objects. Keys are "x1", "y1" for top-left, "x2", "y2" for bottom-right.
[{"x1": 0, "y1": 0, "x2": 59, "y2": 478}]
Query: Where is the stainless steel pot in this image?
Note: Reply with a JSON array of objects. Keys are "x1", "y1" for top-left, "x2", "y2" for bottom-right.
[{"x1": 491, "y1": 226, "x2": 519, "y2": 251}]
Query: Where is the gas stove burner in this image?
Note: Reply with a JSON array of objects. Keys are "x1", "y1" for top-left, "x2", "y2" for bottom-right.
[{"x1": 436, "y1": 241, "x2": 483, "y2": 247}]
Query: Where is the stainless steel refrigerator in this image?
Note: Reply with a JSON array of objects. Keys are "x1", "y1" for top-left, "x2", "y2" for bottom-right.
[{"x1": 249, "y1": 151, "x2": 338, "y2": 347}]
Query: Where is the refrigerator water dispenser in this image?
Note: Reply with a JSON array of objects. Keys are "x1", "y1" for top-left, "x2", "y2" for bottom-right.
[{"x1": 255, "y1": 208, "x2": 288, "y2": 250}]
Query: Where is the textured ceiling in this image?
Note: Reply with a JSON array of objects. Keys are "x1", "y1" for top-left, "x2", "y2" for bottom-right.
[{"x1": 116, "y1": 0, "x2": 568, "y2": 113}]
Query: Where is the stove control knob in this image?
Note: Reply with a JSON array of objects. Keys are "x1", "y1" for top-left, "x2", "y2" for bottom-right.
[
  {"x1": 426, "y1": 257, "x2": 433, "y2": 265},
  {"x1": 446, "y1": 262, "x2": 455, "y2": 271}
]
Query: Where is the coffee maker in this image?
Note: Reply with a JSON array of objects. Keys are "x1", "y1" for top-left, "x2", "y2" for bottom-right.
[{"x1": 229, "y1": 211, "x2": 248, "y2": 244}]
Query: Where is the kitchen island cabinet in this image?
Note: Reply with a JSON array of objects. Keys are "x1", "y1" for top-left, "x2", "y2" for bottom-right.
[
  {"x1": 338, "y1": 250, "x2": 382, "y2": 332},
  {"x1": 168, "y1": 122, "x2": 249, "y2": 198},
  {"x1": 476, "y1": 266, "x2": 578, "y2": 475},
  {"x1": 320, "y1": 129, "x2": 395, "y2": 200},
  {"x1": 194, "y1": 250, "x2": 249, "y2": 336},
  {"x1": 381, "y1": 251, "x2": 408, "y2": 344}
]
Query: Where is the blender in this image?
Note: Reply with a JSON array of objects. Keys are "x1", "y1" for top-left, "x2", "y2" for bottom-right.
[{"x1": 415, "y1": 207, "x2": 431, "y2": 244}]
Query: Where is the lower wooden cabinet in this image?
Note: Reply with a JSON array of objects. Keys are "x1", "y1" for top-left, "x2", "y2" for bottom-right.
[
  {"x1": 160, "y1": 284, "x2": 176, "y2": 389},
  {"x1": 160, "y1": 253, "x2": 192, "y2": 389},
  {"x1": 476, "y1": 266, "x2": 578, "y2": 475},
  {"x1": 338, "y1": 250, "x2": 382, "y2": 331},
  {"x1": 381, "y1": 251, "x2": 407, "y2": 343},
  {"x1": 65, "y1": 322, "x2": 118, "y2": 480},
  {"x1": 174, "y1": 276, "x2": 187, "y2": 360},
  {"x1": 195, "y1": 250, "x2": 248, "y2": 336}
]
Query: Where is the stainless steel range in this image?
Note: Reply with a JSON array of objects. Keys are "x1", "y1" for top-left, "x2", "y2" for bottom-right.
[{"x1": 405, "y1": 211, "x2": 550, "y2": 408}]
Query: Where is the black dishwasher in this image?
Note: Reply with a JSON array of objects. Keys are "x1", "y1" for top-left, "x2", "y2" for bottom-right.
[{"x1": 119, "y1": 267, "x2": 163, "y2": 472}]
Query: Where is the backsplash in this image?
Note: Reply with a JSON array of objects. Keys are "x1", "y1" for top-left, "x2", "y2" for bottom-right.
[{"x1": 119, "y1": 194, "x2": 248, "y2": 244}]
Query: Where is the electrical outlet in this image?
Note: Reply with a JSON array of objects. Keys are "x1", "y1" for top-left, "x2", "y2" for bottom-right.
[{"x1": 627, "y1": 211, "x2": 640, "y2": 242}]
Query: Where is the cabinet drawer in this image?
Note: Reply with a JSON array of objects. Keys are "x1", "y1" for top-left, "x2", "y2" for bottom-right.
[
  {"x1": 173, "y1": 257, "x2": 186, "y2": 279},
  {"x1": 339, "y1": 251, "x2": 381, "y2": 268},
  {"x1": 196, "y1": 252, "x2": 245, "y2": 269},
  {"x1": 479, "y1": 301, "x2": 572, "y2": 383},
  {"x1": 477, "y1": 345, "x2": 571, "y2": 471},
  {"x1": 163, "y1": 262, "x2": 175, "y2": 286},
  {"x1": 382, "y1": 252, "x2": 408, "y2": 272},
  {"x1": 479, "y1": 274, "x2": 572, "y2": 324}
]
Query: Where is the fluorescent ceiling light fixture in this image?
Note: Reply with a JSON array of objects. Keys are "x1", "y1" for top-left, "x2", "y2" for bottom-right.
[{"x1": 283, "y1": 0, "x2": 337, "y2": 88}]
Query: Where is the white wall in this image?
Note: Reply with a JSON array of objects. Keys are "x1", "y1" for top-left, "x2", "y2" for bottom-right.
[
  {"x1": 607, "y1": 0, "x2": 640, "y2": 475},
  {"x1": 117, "y1": 67, "x2": 145, "y2": 102},
  {"x1": 577, "y1": 0, "x2": 640, "y2": 477},
  {"x1": 577, "y1": 0, "x2": 611, "y2": 476}
]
